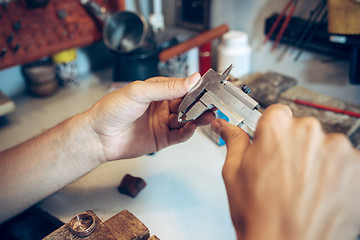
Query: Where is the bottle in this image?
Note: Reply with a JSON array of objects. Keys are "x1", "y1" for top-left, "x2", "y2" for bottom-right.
[
  {"x1": 216, "y1": 31, "x2": 251, "y2": 78},
  {"x1": 52, "y1": 48, "x2": 78, "y2": 87},
  {"x1": 199, "y1": 41, "x2": 212, "y2": 75}
]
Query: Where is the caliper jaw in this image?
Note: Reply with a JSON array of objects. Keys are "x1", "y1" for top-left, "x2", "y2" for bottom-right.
[{"x1": 177, "y1": 65, "x2": 262, "y2": 138}]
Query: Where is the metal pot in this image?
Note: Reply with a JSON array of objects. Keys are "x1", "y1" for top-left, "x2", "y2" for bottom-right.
[
  {"x1": 113, "y1": 45, "x2": 160, "y2": 82},
  {"x1": 103, "y1": 11, "x2": 150, "y2": 54},
  {"x1": 82, "y1": 0, "x2": 159, "y2": 81},
  {"x1": 82, "y1": 0, "x2": 152, "y2": 54},
  {"x1": 109, "y1": 24, "x2": 231, "y2": 81},
  {"x1": 82, "y1": 1, "x2": 230, "y2": 81}
]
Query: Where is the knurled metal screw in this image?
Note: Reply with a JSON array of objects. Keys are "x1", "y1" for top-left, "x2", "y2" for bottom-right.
[{"x1": 241, "y1": 84, "x2": 251, "y2": 94}]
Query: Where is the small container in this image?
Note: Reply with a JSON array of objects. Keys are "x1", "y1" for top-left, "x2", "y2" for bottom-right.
[
  {"x1": 216, "y1": 31, "x2": 251, "y2": 78},
  {"x1": 22, "y1": 59, "x2": 59, "y2": 97},
  {"x1": 52, "y1": 48, "x2": 79, "y2": 87}
]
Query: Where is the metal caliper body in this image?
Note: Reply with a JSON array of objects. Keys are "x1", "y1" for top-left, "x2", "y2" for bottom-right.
[{"x1": 177, "y1": 65, "x2": 262, "y2": 138}]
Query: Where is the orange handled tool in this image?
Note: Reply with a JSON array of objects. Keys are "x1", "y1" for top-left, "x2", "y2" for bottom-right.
[
  {"x1": 159, "y1": 24, "x2": 229, "y2": 62},
  {"x1": 263, "y1": 0, "x2": 298, "y2": 51}
]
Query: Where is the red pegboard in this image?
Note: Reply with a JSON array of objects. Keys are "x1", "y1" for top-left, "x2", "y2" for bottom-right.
[{"x1": 0, "y1": 0, "x2": 125, "y2": 70}]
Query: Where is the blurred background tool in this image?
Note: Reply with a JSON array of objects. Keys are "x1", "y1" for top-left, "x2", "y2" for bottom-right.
[
  {"x1": 293, "y1": 0, "x2": 327, "y2": 61},
  {"x1": 293, "y1": 98, "x2": 360, "y2": 118},
  {"x1": 264, "y1": 2, "x2": 340, "y2": 59},
  {"x1": 81, "y1": 0, "x2": 158, "y2": 81},
  {"x1": 158, "y1": 24, "x2": 229, "y2": 63},
  {"x1": 263, "y1": 0, "x2": 293, "y2": 45},
  {"x1": 263, "y1": 0, "x2": 299, "y2": 51},
  {"x1": 275, "y1": 0, "x2": 326, "y2": 61},
  {"x1": 157, "y1": 24, "x2": 228, "y2": 78},
  {"x1": 81, "y1": 0, "x2": 152, "y2": 54},
  {"x1": 327, "y1": 0, "x2": 360, "y2": 84},
  {"x1": 264, "y1": 0, "x2": 360, "y2": 84},
  {"x1": 149, "y1": 0, "x2": 165, "y2": 33}
]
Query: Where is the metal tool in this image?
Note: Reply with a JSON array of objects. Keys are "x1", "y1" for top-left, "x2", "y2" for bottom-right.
[
  {"x1": 81, "y1": 0, "x2": 151, "y2": 54},
  {"x1": 177, "y1": 65, "x2": 262, "y2": 138},
  {"x1": 263, "y1": 0, "x2": 299, "y2": 51}
]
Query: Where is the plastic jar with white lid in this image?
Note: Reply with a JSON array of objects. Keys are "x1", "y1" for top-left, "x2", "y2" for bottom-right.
[{"x1": 216, "y1": 30, "x2": 252, "y2": 78}]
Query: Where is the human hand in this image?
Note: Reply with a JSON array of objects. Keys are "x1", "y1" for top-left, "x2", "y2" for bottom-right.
[
  {"x1": 211, "y1": 104, "x2": 360, "y2": 240},
  {"x1": 86, "y1": 73, "x2": 215, "y2": 161}
]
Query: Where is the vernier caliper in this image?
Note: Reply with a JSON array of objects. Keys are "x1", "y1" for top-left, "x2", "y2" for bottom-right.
[{"x1": 177, "y1": 65, "x2": 262, "y2": 138}]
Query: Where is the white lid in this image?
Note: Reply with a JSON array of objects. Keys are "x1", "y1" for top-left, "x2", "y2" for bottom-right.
[{"x1": 221, "y1": 31, "x2": 248, "y2": 46}]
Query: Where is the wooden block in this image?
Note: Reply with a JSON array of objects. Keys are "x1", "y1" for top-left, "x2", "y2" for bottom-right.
[
  {"x1": 148, "y1": 236, "x2": 160, "y2": 240},
  {"x1": 44, "y1": 209, "x2": 156, "y2": 240},
  {"x1": 279, "y1": 86, "x2": 360, "y2": 133},
  {"x1": 104, "y1": 210, "x2": 150, "y2": 240},
  {"x1": 118, "y1": 174, "x2": 147, "y2": 198},
  {"x1": 235, "y1": 72, "x2": 360, "y2": 149},
  {"x1": 328, "y1": 0, "x2": 360, "y2": 34},
  {"x1": 43, "y1": 210, "x2": 117, "y2": 240},
  {"x1": 242, "y1": 71, "x2": 297, "y2": 108},
  {"x1": 278, "y1": 86, "x2": 360, "y2": 148}
]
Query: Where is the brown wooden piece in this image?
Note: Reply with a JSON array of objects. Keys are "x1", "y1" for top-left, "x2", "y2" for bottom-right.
[
  {"x1": 278, "y1": 85, "x2": 360, "y2": 148},
  {"x1": 118, "y1": 174, "x2": 147, "y2": 198},
  {"x1": 104, "y1": 210, "x2": 150, "y2": 240},
  {"x1": 158, "y1": 24, "x2": 229, "y2": 62},
  {"x1": 43, "y1": 210, "x2": 117, "y2": 240},
  {"x1": 43, "y1": 209, "x2": 158, "y2": 240},
  {"x1": 148, "y1": 236, "x2": 160, "y2": 240},
  {"x1": 238, "y1": 71, "x2": 360, "y2": 149}
]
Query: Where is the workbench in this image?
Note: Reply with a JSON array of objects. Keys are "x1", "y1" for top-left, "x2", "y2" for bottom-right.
[{"x1": 0, "y1": 68, "x2": 235, "y2": 239}]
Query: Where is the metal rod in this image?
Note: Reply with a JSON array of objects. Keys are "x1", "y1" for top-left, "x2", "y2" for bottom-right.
[
  {"x1": 276, "y1": 0, "x2": 325, "y2": 60},
  {"x1": 292, "y1": 0, "x2": 326, "y2": 51},
  {"x1": 294, "y1": 8, "x2": 327, "y2": 61}
]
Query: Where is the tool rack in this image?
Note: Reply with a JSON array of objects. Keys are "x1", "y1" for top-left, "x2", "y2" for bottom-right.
[
  {"x1": 0, "y1": 0, "x2": 124, "y2": 70},
  {"x1": 264, "y1": 13, "x2": 350, "y2": 59}
]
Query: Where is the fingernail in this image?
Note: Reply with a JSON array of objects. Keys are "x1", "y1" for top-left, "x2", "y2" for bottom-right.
[
  {"x1": 187, "y1": 72, "x2": 201, "y2": 90},
  {"x1": 211, "y1": 120, "x2": 223, "y2": 135}
]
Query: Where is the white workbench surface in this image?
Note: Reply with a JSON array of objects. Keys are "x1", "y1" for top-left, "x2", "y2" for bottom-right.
[{"x1": 0, "y1": 68, "x2": 235, "y2": 239}]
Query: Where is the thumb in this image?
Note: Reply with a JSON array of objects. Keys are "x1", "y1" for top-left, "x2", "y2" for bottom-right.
[
  {"x1": 133, "y1": 72, "x2": 201, "y2": 103},
  {"x1": 211, "y1": 119, "x2": 250, "y2": 177}
]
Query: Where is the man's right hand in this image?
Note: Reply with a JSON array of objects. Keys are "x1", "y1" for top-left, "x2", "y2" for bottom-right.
[{"x1": 211, "y1": 104, "x2": 360, "y2": 240}]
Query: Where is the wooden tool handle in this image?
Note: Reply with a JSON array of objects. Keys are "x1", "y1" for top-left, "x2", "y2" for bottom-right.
[{"x1": 158, "y1": 24, "x2": 230, "y2": 62}]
